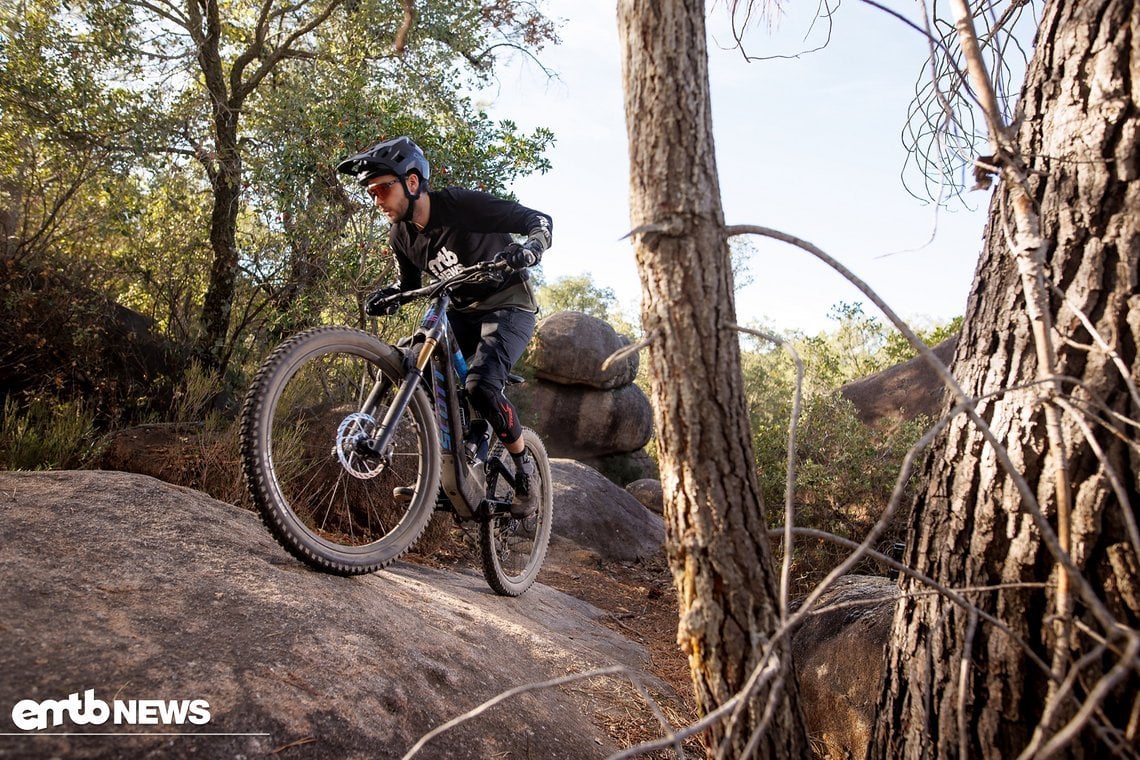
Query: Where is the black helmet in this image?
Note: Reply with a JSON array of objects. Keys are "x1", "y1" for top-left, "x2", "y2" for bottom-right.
[{"x1": 336, "y1": 136, "x2": 430, "y2": 186}]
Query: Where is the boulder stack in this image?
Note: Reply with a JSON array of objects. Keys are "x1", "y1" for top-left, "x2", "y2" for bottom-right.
[{"x1": 515, "y1": 311, "x2": 654, "y2": 477}]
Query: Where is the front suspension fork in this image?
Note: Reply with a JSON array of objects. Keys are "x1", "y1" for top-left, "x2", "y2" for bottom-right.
[{"x1": 356, "y1": 332, "x2": 440, "y2": 460}]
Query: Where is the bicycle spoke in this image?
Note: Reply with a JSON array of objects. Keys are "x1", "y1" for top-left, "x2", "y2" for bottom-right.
[{"x1": 243, "y1": 327, "x2": 441, "y2": 572}]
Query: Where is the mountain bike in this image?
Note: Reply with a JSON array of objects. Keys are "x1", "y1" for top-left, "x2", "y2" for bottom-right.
[{"x1": 239, "y1": 258, "x2": 553, "y2": 596}]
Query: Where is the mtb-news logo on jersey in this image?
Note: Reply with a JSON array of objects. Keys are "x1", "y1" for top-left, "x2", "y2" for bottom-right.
[{"x1": 10, "y1": 690, "x2": 211, "y2": 731}]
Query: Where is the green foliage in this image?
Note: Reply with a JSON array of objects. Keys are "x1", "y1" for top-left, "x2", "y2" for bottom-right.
[
  {"x1": 740, "y1": 305, "x2": 959, "y2": 592},
  {"x1": 783, "y1": 302, "x2": 961, "y2": 390},
  {"x1": 537, "y1": 274, "x2": 619, "y2": 320},
  {"x1": 883, "y1": 314, "x2": 963, "y2": 365},
  {"x1": 0, "y1": 0, "x2": 560, "y2": 420},
  {"x1": 535, "y1": 272, "x2": 643, "y2": 343},
  {"x1": 750, "y1": 388, "x2": 927, "y2": 531},
  {"x1": 169, "y1": 362, "x2": 227, "y2": 429},
  {"x1": 0, "y1": 396, "x2": 99, "y2": 470}
]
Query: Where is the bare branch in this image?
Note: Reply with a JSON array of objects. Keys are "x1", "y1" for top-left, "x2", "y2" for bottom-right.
[
  {"x1": 1034, "y1": 634, "x2": 1140, "y2": 759},
  {"x1": 1051, "y1": 283, "x2": 1140, "y2": 414},
  {"x1": 728, "y1": 323, "x2": 803, "y2": 619},
  {"x1": 724, "y1": 222, "x2": 1118, "y2": 632},
  {"x1": 1054, "y1": 398, "x2": 1140, "y2": 575},
  {"x1": 601, "y1": 331, "x2": 658, "y2": 372},
  {"x1": 129, "y1": 0, "x2": 190, "y2": 30},
  {"x1": 402, "y1": 666, "x2": 650, "y2": 759},
  {"x1": 229, "y1": 0, "x2": 277, "y2": 91},
  {"x1": 958, "y1": 608, "x2": 980, "y2": 759},
  {"x1": 395, "y1": 0, "x2": 415, "y2": 55},
  {"x1": 237, "y1": 0, "x2": 345, "y2": 101}
]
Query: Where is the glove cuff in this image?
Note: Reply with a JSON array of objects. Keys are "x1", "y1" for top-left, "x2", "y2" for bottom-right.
[{"x1": 526, "y1": 227, "x2": 551, "y2": 252}]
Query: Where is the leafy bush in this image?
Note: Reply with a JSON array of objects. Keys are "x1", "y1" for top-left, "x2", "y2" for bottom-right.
[
  {"x1": 0, "y1": 396, "x2": 99, "y2": 470},
  {"x1": 740, "y1": 306, "x2": 957, "y2": 595}
]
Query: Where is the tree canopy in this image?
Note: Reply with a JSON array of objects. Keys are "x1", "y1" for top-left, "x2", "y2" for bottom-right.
[{"x1": 1, "y1": 0, "x2": 556, "y2": 410}]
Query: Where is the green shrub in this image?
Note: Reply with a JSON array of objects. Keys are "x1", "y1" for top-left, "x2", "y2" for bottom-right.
[
  {"x1": 0, "y1": 396, "x2": 99, "y2": 470},
  {"x1": 739, "y1": 307, "x2": 955, "y2": 596}
]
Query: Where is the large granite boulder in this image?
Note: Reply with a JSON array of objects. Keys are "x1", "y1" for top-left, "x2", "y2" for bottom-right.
[
  {"x1": 0, "y1": 470, "x2": 672, "y2": 759},
  {"x1": 792, "y1": 574, "x2": 898, "y2": 759},
  {"x1": 625, "y1": 479, "x2": 664, "y2": 515},
  {"x1": 517, "y1": 311, "x2": 654, "y2": 472},
  {"x1": 529, "y1": 310, "x2": 639, "y2": 390},
  {"x1": 549, "y1": 459, "x2": 664, "y2": 563},
  {"x1": 520, "y1": 380, "x2": 653, "y2": 459},
  {"x1": 839, "y1": 335, "x2": 958, "y2": 430}
]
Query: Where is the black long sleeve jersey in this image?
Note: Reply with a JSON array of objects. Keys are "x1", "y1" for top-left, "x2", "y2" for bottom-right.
[{"x1": 389, "y1": 187, "x2": 553, "y2": 313}]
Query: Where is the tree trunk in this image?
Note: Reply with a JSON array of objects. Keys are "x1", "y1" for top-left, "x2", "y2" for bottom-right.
[
  {"x1": 617, "y1": 1, "x2": 809, "y2": 755},
  {"x1": 196, "y1": 125, "x2": 242, "y2": 374},
  {"x1": 872, "y1": 0, "x2": 1139, "y2": 756},
  {"x1": 273, "y1": 173, "x2": 358, "y2": 338},
  {"x1": 187, "y1": 0, "x2": 242, "y2": 375}
]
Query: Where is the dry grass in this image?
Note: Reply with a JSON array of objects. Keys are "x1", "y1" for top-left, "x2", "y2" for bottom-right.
[{"x1": 538, "y1": 552, "x2": 705, "y2": 756}]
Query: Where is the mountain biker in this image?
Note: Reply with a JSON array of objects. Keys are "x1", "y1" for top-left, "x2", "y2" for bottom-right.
[{"x1": 336, "y1": 136, "x2": 551, "y2": 518}]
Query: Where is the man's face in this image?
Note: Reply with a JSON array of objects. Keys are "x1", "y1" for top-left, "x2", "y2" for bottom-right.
[{"x1": 366, "y1": 173, "x2": 412, "y2": 222}]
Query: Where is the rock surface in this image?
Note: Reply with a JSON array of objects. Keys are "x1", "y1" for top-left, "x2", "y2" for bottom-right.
[
  {"x1": 520, "y1": 382, "x2": 653, "y2": 460},
  {"x1": 0, "y1": 470, "x2": 674, "y2": 759},
  {"x1": 838, "y1": 335, "x2": 958, "y2": 429},
  {"x1": 550, "y1": 460, "x2": 665, "y2": 563},
  {"x1": 625, "y1": 479, "x2": 664, "y2": 515},
  {"x1": 528, "y1": 311, "x2": 639, "y2": 390},
  {"x1": 514, "y1": 311, "x2": 654, "y2": 473},
  {"x1": 791, "y1": 574, "x2": 899, "y2": 760}
]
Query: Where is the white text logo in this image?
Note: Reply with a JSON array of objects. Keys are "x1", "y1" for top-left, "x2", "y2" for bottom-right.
[{"x1": 11, "y1": 690, "x2": 211, "y2": 731}]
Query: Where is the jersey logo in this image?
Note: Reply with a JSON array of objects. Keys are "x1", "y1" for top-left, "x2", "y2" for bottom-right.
[{"x1": 427, "y1": 247, "x2": 463, "y2": 280}]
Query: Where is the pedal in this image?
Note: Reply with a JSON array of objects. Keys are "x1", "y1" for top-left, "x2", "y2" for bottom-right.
[{"x1": 392, "y1": 487, "x2": 415, "y2": 504}]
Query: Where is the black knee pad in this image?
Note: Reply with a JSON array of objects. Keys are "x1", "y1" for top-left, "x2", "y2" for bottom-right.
[{"x1": 466, "y1": 377, "x2": 522, "y2": 444}]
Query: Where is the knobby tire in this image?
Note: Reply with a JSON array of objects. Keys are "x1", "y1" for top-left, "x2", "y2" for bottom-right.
[
  {"x1": 240, "y1": 326, "x2": 441, "y2": 575},
  {"x1": 479, "y1": 429, "x2": 553, "y2": 597}
]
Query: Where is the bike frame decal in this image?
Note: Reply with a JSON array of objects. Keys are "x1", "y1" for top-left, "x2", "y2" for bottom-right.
[
  {"x1": 452, "y1": 346, "x2": 468, "y2": 384},
  {"x1": 433, "y1": 310, "x2": 468, "y2": 385},
  {"x1": 421, "y1": 302, "x2": 442, "y2": 330},
  {"x1": 433, "y1": 367, "x2": 452, "y2": 452}
]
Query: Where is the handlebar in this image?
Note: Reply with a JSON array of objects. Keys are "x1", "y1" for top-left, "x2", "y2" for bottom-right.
[{"x1": 372, "y1": 256, "x2": 520, "y2": 312}]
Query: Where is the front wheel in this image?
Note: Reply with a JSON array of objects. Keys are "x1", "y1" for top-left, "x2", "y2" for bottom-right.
[
  {"x1": 240, "y1": 326, "x2": 441, "y2": 575},
  {"x1": 479, "y1": 429, "x2": 553, "y2": 596}
]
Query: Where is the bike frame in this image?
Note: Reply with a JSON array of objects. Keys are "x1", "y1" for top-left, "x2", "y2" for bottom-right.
[{"x1": 357, "y1": 263, "x2": 518, "y2": 521}]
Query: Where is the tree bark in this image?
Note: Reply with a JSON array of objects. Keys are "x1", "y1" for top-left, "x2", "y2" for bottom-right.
[
  {"x1": 187, "y1": 0, "x2": 243, "y2": 374},
  {"x1": 617, "y1": 1, "x2": 809, "y2": 756},
  {"x1": 196, "y1": 123, "x2": 242, "y2": 373},
  {"x1": 872, "y1": 0, "x2": 1140, "y2": 756}
]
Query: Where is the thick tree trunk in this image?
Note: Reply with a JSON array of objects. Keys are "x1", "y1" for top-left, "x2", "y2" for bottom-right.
[
  {"x1": 617, "y1": 1, "x2": 809, "y2": 755},
  {"x1": 872, "y1": 0, "x2": 1139, "y2": 756}
]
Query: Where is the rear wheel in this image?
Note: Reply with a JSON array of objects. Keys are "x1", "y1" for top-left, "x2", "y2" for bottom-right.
[
  {"x1": 479, "y1": 429, "x2": 553, "y2": 596},
  {"x1": 240, "y1": 326, "x2": 440, "y2": 574}
]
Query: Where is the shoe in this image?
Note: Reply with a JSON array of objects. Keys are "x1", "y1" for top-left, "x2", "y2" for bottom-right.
[
  {"x1": 510, "y1": 453, "x2": 538, "y2": 519},
  {"x1": 392, "y1": 487, "x2": 415, "y2": 504}
]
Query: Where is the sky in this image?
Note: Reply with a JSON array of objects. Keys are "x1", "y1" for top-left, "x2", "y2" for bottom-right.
[{"x1": 476, "y1": 0, "x2": 999, "y2": 335}]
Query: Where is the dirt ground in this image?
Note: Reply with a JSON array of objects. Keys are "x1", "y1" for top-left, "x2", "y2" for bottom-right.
[{"x1": 539, "y1": 552, "x2": 704, "y2": 754}]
